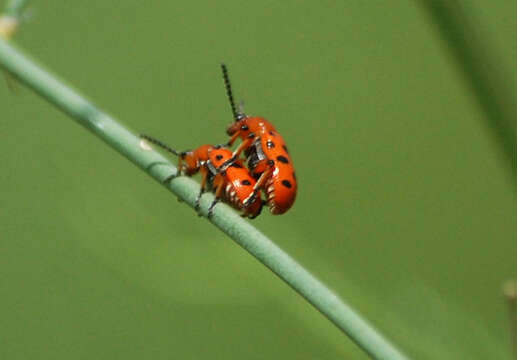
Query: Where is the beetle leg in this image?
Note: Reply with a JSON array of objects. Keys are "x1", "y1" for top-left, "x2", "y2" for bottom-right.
[
  {"x1": 231, "y1": 134, "x2": 254, "y2": 159},
  {"x1": 218, "y1": 136, "x2": 255, "y2": 172},
  {"x1": 194, "y1": 169, "x2": 209, "y2": 214},
  {"x1": 243, "y1": 162, "x2": 273, "y2": 207},
  {"x1": 226, "y1": 131, "x2": 241, "y2": 147},
  {"x1": 163, "y1": 156, "x2": 184, "y2": 184},
  {"x1": 241, "y1": 199, "x2": 263, "y2": 219},
  {"x1": 177, "y1": 157, "x2": 184, "y2": 175},
  {"x1": 207, "y1": 180, "x2": 225, "y2": 218}
]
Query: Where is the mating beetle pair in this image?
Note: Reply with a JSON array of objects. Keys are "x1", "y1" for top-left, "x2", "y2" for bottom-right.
[{"x1": 141, "y1": 64, "x2": 297, "y2": 219}]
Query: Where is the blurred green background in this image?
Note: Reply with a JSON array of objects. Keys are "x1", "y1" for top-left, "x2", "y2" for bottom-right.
[{"x1": 1, "y1": 1, "x2": 516, "y2": 359}]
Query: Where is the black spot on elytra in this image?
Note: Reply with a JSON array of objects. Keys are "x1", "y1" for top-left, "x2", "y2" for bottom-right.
[
  {"x1": 269, "y1": 131, "x2": 276, "y2": 136},
  {"x1": 215, "y1": 154, "x2": 223, "y2": 160},
  {"x1": 241, "y1": 179, "x2": 252, "y2": 186},
  {"x1": 282, "y1": 145, "x2": 289, "y2": 153},
  {"x1": 281, "y1": 180, "x2": 292, "y2": 188},
  {"x1": 267, "y1": 140, "x2": 275, "y2": 149},
  {"x1": 230, "y1": 162, "x2": 243, "y2": 168},
  {"x1": 276, "y1": 155, "x2": 289, "y2": 164}
]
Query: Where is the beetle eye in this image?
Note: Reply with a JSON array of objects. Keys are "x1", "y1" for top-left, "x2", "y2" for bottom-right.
[{"x1": 241, "y1": 125, "x2": 249, "y2": 131}]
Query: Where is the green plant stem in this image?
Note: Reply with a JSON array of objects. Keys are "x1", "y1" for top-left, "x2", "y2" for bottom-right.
[
  {"x1": 0, "y1": 38, "x2": 409, "y2": 360},
  {"x1": 418, "y1": 1, "x2": 517, "y2": 188},
  {"x1": 1, "y1": 0, "x2": 30, "y2": 90}
]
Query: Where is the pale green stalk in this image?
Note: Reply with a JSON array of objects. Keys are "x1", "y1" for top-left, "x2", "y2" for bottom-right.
[
  {"x1": 419, "y1": 1, "x2": 517, "y2": 187},
  {"x1": 0, "y1": 27, "x2": 409, "y2": 360}
]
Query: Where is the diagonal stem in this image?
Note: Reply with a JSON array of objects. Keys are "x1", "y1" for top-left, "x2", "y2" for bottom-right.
[
  {"x1": 1, "y1": 0, "x2": 31, "y2": 90},
  {"x1": 418, "y1": 1, "x2": 517, "y2": 189},
  {"x1": 0, "y1": 38, "x2": 409, "y2": 360}
]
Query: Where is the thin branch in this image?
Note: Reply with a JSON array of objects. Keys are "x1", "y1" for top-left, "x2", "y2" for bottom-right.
[
  {"x1": 1, "y1": 0, "x2": 31, "y2": 92},
  {"x1": 0, "y1": 37, "x2": 409, "y2": 360},
  {"x1": 418, "y1": 1, "x2": 517, "y2": 189}
]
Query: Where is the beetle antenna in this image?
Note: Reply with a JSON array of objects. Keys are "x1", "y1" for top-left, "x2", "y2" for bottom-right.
[
  {"x1": 221, "y1": 63, "x2": 243, "y2": 122},
  {"x1": 140, "y1": 135, "x2": 180, "y2": 156}
]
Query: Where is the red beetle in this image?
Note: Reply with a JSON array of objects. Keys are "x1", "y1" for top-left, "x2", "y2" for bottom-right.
[
  {"x1": 220, "y1": 64, "x2": 297, "y2": 214},
  {"x1": 140, "y1": 135, "x2": 263, "y2": 218}
]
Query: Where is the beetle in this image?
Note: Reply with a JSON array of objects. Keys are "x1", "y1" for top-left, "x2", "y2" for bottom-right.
[
  {"x1": 220, "y1": 64, "x2": 297, "y2": 214},
  {"x1": 140, "y1": 135, "x2": 263, "y2": 218}
]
